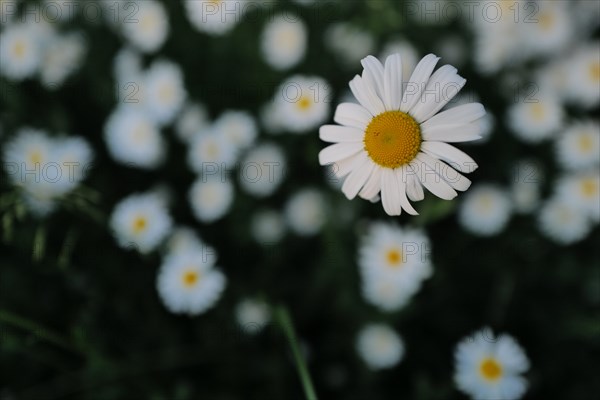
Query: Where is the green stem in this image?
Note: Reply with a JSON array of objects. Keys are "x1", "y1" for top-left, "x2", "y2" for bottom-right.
[
  {"x1": 275, "y1": 305, "x2": 318, "y2": 400},
  {"x1": 0, "y1": 309, "x2": 85, "y2": 357}
]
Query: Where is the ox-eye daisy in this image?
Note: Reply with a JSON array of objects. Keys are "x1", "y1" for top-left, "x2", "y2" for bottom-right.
[
  {"x1": 356, "y1": 323, "x2": 404, "y2": 371},
  {"x1": 454, "y1": 328, "x2": 530, "y2": 400},
  {"x1": 319, "y1": 54, "x2": 483, "y2": 216}
]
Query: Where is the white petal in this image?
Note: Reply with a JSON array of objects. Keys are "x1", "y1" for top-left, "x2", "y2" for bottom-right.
[
  {"x1": 318, "y1": 142, "x2": 363, "y2": 165},
  {"x1": 405, "y1": 169, "x2": 425, "y2": 201},
  {"x1": 421, "y1": 141, "x2": 478, "y2": 173},
  {"x1": 349, "y1": 75, "x2": 386, "y2": 116},
  {"x1": 381, "y1": 168, "x2": 401, "y2": 216},
  {"x1": 361, "y1": 56, "x2": 385, "y2": 100},
  {"x1": 341, "y1": 153, "x2": 375, "y2": 200},
  {"x1": 412, "y1": 153, "x2": 458, "y2": 200},
  {"x1": 410, "y1": 65, "x2": 466, "y2": 123},
  {"x1": 422, "y1": 103, "x2": 485, "y2": 128},
  {"x1": 334, "y1": 102, "x2": 373, "y2": 130},
  {"x1": 384, "y1": 54, "x2": 403, "y2": 111},
  {"x1": 400, "y1": 54, "x2": 440, "y2": 113},
  {"x1": 396, "y1": 167, "x2": 419, "y2": 215},
  {"x1": 421, "y1": 122, "x2": 482, "y2": 142},
  {"x1": 428, "y1": 158, "x2": 472, "y2": 191},
  {"x1": 331, "y1": 154, "x2": 361, "y2": 178},
  {"x1": 320, "y1": 125, "x2": 364, "y2": 143},
  {"x1": 358, "y1": 165, "x2": 383, "y2": 200}
]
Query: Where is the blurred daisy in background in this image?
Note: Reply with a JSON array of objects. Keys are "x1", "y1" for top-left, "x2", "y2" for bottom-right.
[
  {"x1": 157, "y1": 248, "x2": 226, "y2": 315},
  {"x1": 166, "y1": 226, "x2": 215, "y2": 261},
  {"x1": 110, "y1": 191, "x2": 173, "y2": 254},
  {"x1": 458, "y1": 184, "x2": 512, "y2": 237},
  {"x1": 538, "y1": 195, "x2": 591, "y2": 245},
  {"x1": 185, "y1": 0, "x2": 245, "y2": 36},
  {"x1": 175, "y1": 102, "x2": 210, "y2": 144},
  {"x1": 522, "y1": 1, "x2": 573, "y2": 58},
  {"x1": 0, "y1": 22, "x2": 42, "y2": 81},
  {"x1": 555, "y1": 120, "x2": 600, "y2": 171},
  {"x1": 325, "y1": 23, "x2": 375, "y2": 68},
  {"x1": 284, "y1": 188, "x2": 326, "y2": 236},
  {"x1": 556, "y1": 171, "x2": 600, "y2": 223},
  {"x1": 235, "y1": 298, "x2": 271, "y2": 335},
  {"x1": 250, "y1": 209, "x2": 286, "y2": 244},
  {"x1": 113, "y1": 46, "x2": 143, "y2": 84},
  {"x1": 507, "y1": 94, "x2": 564, "y2": 143},
  {"x1": 356, "y1": 323, "x2": 404, "y2": 370},
  {"x1": 144, "y1": 59, "x2": 187, "y2": 126},
  {"x1": 564, "y1": 42, "x2": 600, "y2": 109},
  {"x1": 510, "y1": 160, "x2": 543, "y2": 215},
  {"x1": 120, "y1": 0, "x2": 168, "y2": 54},
  {"x1": 39, "y1": 32, "x2": 86, "y2": 90},
  {"x1": 189, "y1": 175, "x2": 234, "y2": 223},
  {"x1": 260, "y1": 13, "x2": 307, "y2": 71},
  {"x1": 454, "y1": 327, "x2": 529, "y2": 400},
  {"x1": 358, "y1": 222, "x2": 432, "y2": 311},
  {"x1": 271, "y1": 75, "x2": 332, "y2": 133},
  {"x1": 104, "y1": 107, "x2": 166, "y2": 169},
  {"x1": 213, "y1": 110, "x2": 258, "y2": 155},
  {"x1": 188, "y1": 128, "x2": 237, "y2": 174},
  {"x1": 238, "y1": 142, "x2": 286, "y2": 198},
  {"x1": 319, "y1": 54, "x2": 483, "y2": 216}
]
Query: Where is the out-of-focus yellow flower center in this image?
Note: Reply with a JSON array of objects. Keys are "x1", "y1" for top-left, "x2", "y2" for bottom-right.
[
  {"x1": 132, "y1": 216, "x2": 147, "y2": 234},
  {"x1": 581, "y1": 178, "x2": 598, "y2": 198},
  {"x1": 578, "y1": 134, "x2": 593, "y2": 152},
  {"x1": 590, "y1": 61, "x2": 600, "y2": 83},
  {"x1": 364, "y1": 111, "x2": 421, "y2": 169},
  {"x1": 296, "y1": 96, "x2": 312, "y2": 111},
  {"x1": 538, "y1": 11, "x2": 554, "y2": 31},
  {"x1": 13, "y1": 40, "x2": 26, "y2": 58},
  {"x1": 530, "y1": 103, "x2": 545, "y2": 121},
  {"x1": 182, "y1": 270, "x2": 200, "y2": 287},
  {"x1": 386, "y1": 248, "x2": 403, "y2": 267},
  {"x1": 480, "y1": 358, "x2": 503, "y2": 381},
  {"x1": 29, "y1": 150, "x2": 42, "y2": 164}
]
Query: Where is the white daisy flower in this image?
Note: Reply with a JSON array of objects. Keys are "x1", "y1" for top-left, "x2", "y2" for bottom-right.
[
  {"x1": 113, "y1": 46, "x2": 143, "y2": 83},
  {"x1": 189, "y1": 175, "x2": 234, "y2": 223},
  {"x1": 534, "y1": 59, "x2": 570, "y2": 101},
  {"x1": 157, "y1": 249, "x2": 226, "y2": 316},
  {"x1": 250, "y1": 209, "x2": 286, "y2": 244},
  {"x1": 121, "y1": 0, "x2": 168, "y2": 53},
  {"x1": 556, "y1": 171, "x2": 600, "y2": 222},
  {"x1": 0, "y1": 22, "x2": 42, "y2": 81},
  {"x1": 3, "y1": 128, "x2": 54, "y2": 189},
  {"x1": 459, "y1": 184, "x2": 512, "y2": 236},
  {"x1": 144, "y1": 59, "x2": 187, "y2": 126},
  {"x1": 555, "y1": 120, "x2": 600, "y2": 171},
  {"x1": 260, "y1": 13, "x2": 307, "y2": 71},
  {"x1": 356, "y1": 323, "x2": 404, "y2": 371},
  {"x1": 40, "y1": 32, "x2": 86, "y2": 89},
  {"x1": 213, "y1": 110, "x2": 258, "y2": 153},
  {"x1": 358, "y1": 222, "x2": 432, "y2": 311},
  {"x1": 454, "y1": 328, "x2": 529, "y2": 400},
  {"x1": 507, "y1": 95, "x2": 564, "y2": 143},
  {"x1": 522, "y1": 1, "x2": 573, "y2": 57},
  {"x1": 165, "y1": 226, "x2": 217, "y2": 265},
  {"x1": 319, "y1": 53, "x2": 483, "y2": 216},
  {"x1": 324, "y1": 23, "x2": 375, "y2": 67},
  {"x1": 272, "y1": 75, "x2": 332, "y2": 133},
  {"x1": 238, "y1": 143, "x2": 286, "y2": 198},
  {"x1": 187, "y1": 128, "x2": 237, "y2": 174},
  {"x1": 564, "y1": 42, "x2": 600, "y2": 108},
  {"x1": 538, "y1": 195, "x2": 591, "y2": 245},
  {"x1": 175, "y1": 102, "x2": 210, "y2": 143},
  {"x1": 110, "y1": 192, "x2": 173, "y2": 254},
  {"x1": 104, "y1": 107, "x2": 165, "y2": 169},
  {"x1": 235, "y1": 298, "x2": 271, "y2": 335},
  {"x1": 284, "y1": 188, "x2": 326, "y2": 236},
  {"x1": 51, "y1": 136, "x2": 94, "y2": 195},
  {"x1": 184, "y1": 0, "x2": 245, "y2": 36},
  {"x1": 510, "y1": 160, "x2": 543, "y2": 215}
]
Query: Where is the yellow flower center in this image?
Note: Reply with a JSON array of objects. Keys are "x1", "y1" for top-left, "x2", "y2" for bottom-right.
[
  {"x1": 132, "y1": 216, "x2": 147, "y2": 234},
  {"x1": 590, "y1": 61, "x2": 600, "y2": 83},
  {"x1": 479, "y1": 358, "x2": 503, "y2": 381},
  {"x1": 578, "y1": 134, "x2": 593, "y2": 153},
  {"x1": 538, "y1": 11, "x2": 554, "y2": 31},
  {"x1": 296, "y1": 96, "x2": 312, "y2": 111},
  {"x1": 363, "y1": 111, "x2": 421, "y2": 169},
  {"x1": 530, "y1": 103, "x2": 545, "y2": 121},
  {"x1": 13, "y1": 40, "x2": 26, "y2": 58},
  {"x1": 386, "y1": 248, "x2": 403, "y2": 267},
  {"x1": 29, "y1": 150, "x2": 42, "y2": 165},
  {"x1": 581, "y1": 178, "x2": 598, "y2": 198},
  {"x1": 182, "y1": 270, "x2": 200, "y2": 287}
]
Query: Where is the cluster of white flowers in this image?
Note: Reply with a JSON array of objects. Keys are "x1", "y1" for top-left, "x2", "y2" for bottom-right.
[
  {"x1": 0, "y1": 20, "x2": 86, "y2": 88},
  {"x1": 2, "y1": 128, "x2": 93, "y2": 217}
]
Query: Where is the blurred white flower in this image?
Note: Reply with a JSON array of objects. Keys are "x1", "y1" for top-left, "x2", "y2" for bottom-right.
[
  {"x1": 522, "y1": 1, "x2": 573, "y2": 57},
  {"x1": 261, "y1": 13, "x2": 307, "y2": 71},
  {"x1": 284, "y1": 188, "x2": 326, "y2": 236},
  {"x1": 319, "y1": 54, "x2": 483, "y2": 216},
  {"x1": 104, "y1": 107, "x2": 166, "y2": 169},
  {"x1": 250, "y1": 209, "x2": 286, "y2": 244},
  {"x1": 238, "y1": 143, "x2": 286, "y2": 198},
  {"x1": 113, "y1": 46, "x2": 143, "y2": 83},
  {"x1": 144, "y1": 59, "x2": 187, "y2": 126},
  {"x1": 356, "y1": 324, "x2": 404, "y2": 370},
  {"x1": 0, "y1": 22, "x2": 42, "y2": 81},
  {"x1": 358, "y1": 222, "x2": 432, "y2": 312},
  {"x1": 454, "y1": 328, "x2": 529, "y2": 400},
  {"x1": 555, "y1": 120, "x2": 600, "y2": 171},
  {"x1": 187, "y1": 128, "x2": 237, "y2": 174},
  {"x1": 121, "y1": 0, "x2": 168, "y2": 53},
  {"x1": 185, "y1": 0, "x2": 245, "y2": 36},
  {"x1": 458, "y1": 184, "x2": 512, "y2": 236},
  {"x1": 157, "y1": 248, "x2": 226, "y2": 315},
  {"x1": 272, "y1": 75, "x2": 332, "y2": 133},
  {"x1": 213, "y1": 110, "x2": 258, "y2": 154},
  {"x1": 175, "y1": 102, "x2": 210, "y2": 143},
  {"x1": 40, "y1": 32, "x2": 86, "y2": 89},
  {"x1": 556, "y1": 171, "x2": 600, "y2": 223},
  {"x1": 325, "y1": 23, "x2": 375, "y2": 67},
  {"x1": 235, "y1": 298, "x2": 271, "y2": 334},
  {"x1": 538, "y1": 195, "x2": 591, "y2": 245},
  {"x1": 510, "y1": 161, "x2": 542, "y2": 215},
  {"x1": 189, "y1": 175, "x2": 234, "y2": 223},
  {"x1": 564, "y1": 42, "x2": 600, "y2": 108},
  {"x1": 507, "y1": 95, "x2": 564, "y2": 143},
  {"x1": 166, "y1": 226, "x2": 215, "y2": 260},
  {"x1": 110, "y1": 192, "x2": 173, "y2": 254}
]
